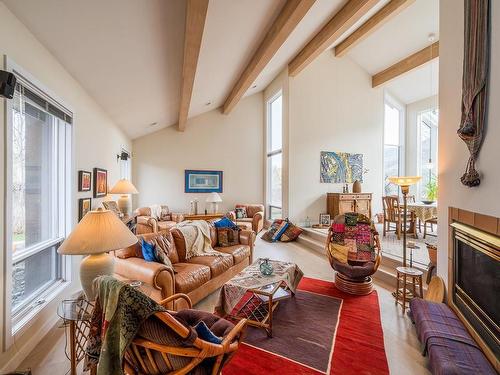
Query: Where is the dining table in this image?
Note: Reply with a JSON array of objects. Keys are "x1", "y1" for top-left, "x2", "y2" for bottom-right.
[{"x1": 407, "y1": 201, "x2": 438, "y2": 223}]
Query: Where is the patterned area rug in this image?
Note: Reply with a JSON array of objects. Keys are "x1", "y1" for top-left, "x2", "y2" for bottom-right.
[{"x1": 223, "y1": 277, "x2": 389, "y2": 375}]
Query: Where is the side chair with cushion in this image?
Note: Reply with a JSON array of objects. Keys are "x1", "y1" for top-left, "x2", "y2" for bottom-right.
[
  {"x1": 227, "y1": 204, "x2": 264, "y2": 233},
  {"x1": 135, "y1": 206, "x2": 184, "y2": 234},
  {"x1": 382, "y1": 196, "x2": 417, "y2": 240}
]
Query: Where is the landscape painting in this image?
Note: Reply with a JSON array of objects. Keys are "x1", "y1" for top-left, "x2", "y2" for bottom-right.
[{"x1": 320, "y1": 151, "x2": 363, "y2": 183}]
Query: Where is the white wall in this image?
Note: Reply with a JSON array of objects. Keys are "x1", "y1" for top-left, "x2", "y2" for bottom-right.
[
  {"x1": 288, "y1": 51, "x2": 385, "y2": 223},
  {"x1": 132, "y1": 94, "x2": 264, "y2": 213},
  {"x1": 0, "y1": 3, "x2": 130, "y2": 370},
  {"x1": 438, "y1": 0, "x2": 500, "y2": 282}
]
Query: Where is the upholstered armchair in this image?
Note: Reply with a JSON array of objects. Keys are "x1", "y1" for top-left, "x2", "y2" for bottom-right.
[
  {"x1": 227, "y1": 204, "x2": 264, "y2": 233},
  {"x1": 135, "y1": 206, "x2": 184, "y2": 234}
]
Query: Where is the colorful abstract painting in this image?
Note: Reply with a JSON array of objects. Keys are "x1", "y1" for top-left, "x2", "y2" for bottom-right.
[{"x1": 320, "y1": 151, "x2": 363, "y2": 183}]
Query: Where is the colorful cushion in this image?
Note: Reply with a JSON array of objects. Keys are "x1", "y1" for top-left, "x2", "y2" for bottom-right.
[
  {"x1": 328, "y1": 243, "x2": 349, "y2": 264},
  {"x1": 345, "y1": 212, "x2": 358, "y2": 226},
  {"x1": 271, "y1": 221, "x2": 289, "y2": 242},
  {"x1": 261, "y1": 219, "x2": 284, "y2": 242},
  {"x1": 280, "y1": 222, "x2": 303, "y2": 242},
  {"x1": 217, "y1": 227, "x2": 239, "y2": 247},
  {"x1": 214, "y1": 216, "x2": 238, "y2": 229},
  {"x1": 235, "y1": 207, "x2": 247, "y2": 219},
  {"x1": 141, "y1": 239, "x2": 156, "y2": 262}
]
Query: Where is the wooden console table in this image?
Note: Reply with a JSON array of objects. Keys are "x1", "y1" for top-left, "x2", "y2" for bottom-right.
[
  {"x1": 327, "y1": 193, "x2": 372, "y2": 218},
  {"x1": 183, "y1": 213, "x2": 224, "y2": 221}
]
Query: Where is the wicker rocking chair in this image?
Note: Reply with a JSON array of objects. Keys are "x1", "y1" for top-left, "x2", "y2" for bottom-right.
[
  {"x1": 326, "y1": 213, "x2": 382, "y2": 295},
  {"x1": 124, "y1": 293, "x2": 247, "y2": 375}
]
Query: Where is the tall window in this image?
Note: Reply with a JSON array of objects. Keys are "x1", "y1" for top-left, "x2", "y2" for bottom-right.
[
  {"x1": 266, "y1": 92, "x2": 282, "y2": 219},
  {"x1": 383, "y1": 98, "x2": 404, "y2": 195},
  {"x1": 7, "y1": 74, "x2": 72, "y2": 333},
  {"x1": 417, "y1": 108, "x2": 438, "y2": 199}
]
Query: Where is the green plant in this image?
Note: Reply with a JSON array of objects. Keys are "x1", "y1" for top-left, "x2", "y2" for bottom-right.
[{"x1": 425, "y1": 176, "x2": 438, "y2": 201}]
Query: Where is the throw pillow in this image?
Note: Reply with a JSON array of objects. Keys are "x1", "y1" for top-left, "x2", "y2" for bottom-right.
[
  {"x1": 141, "y1": 239, "x2": 156, "y2": 262},
  {"x1": 235, "y1": 207, "x2": 247, "y2": 219},
  {"x1": 271, "y1": 221, "x2": 289, "y2": 242},
  {"x1": 214, "y1": 216, "x2": 238, "y2": 229},
  {"x1": 328, "y1": 243, "x2": 349, "y2": 264},
  {"x1": 280, "y1": 222, "x2": 303, "y2": 242},
  {"x1": 261, "y1": 219, "x2": 284, "y2": 242},
  {"x1": 194, "y1": 321, "x2": 222, "y2": 344},
  {"x1": 217, "y1": 227, "x2": 239, "y2": 247},
  {"x1": 159, "y1": 205, "x2": 171, "y2": 221},
  {"x1": 153, "y1": 238, "x2": 173, "y2": 268}
]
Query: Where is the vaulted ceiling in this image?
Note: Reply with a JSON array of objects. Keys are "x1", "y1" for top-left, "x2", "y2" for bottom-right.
[{"x1": 3, "y1": 0, "x2": 439, "y2": 139}]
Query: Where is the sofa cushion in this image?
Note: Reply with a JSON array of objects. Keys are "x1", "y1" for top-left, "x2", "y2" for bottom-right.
[
  {"x1": 215, "y1": 245, "x2": 250, "y2": 265},
  {"x1": 187, "y1": 254, "x2": 234, "y2": 278},
  {"x1": 236, "y1": 221, "x2": 252, "y2": 231},
  {"x1": 114, "y1": 242, "x2": 142, "y2": 259},
  {"x1": 173, "y1": 263, "x2": 211, "y2": 294}
]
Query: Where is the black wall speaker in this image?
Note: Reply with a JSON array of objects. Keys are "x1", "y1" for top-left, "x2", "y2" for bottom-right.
[{"x1": 0, "y1": 70, "x2": 16, "y2": 99}]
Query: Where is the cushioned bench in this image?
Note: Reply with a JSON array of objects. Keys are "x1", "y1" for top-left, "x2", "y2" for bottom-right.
[{"x1": 409, "y1": 298, "x2": 496, "y2": 375}]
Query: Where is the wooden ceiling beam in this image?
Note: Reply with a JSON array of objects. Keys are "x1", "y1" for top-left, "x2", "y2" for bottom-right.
[
  {"x1": 334, "y1": 0, "x2": 415, "y2": 57},
  {"x1": 178, "y1": 0, "x2": 209, "y2": 132},
  {"x1": 371, "y1": 41, "x2": 439, "y2": 88},
  {"x1": 222, "y1": 0, "x2": 316, "y2": 114},
  {"x1": 288, "y1": 0, "x2": 378, "y2": 77}
]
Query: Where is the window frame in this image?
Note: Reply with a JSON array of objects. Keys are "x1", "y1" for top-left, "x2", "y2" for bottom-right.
[
  {"x1": 265, "y1": 91, "x2": 283, "y2": 220},
  {"x1": 416, "y1": 107, "x2": 439, "y2": 199},
  {"x1": 3, "y1": 58, "x2": 73, "y2": 348}
]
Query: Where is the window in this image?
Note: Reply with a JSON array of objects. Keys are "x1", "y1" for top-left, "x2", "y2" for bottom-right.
[
  {"x1": 266, "y1": 93, "x2": 282, "y2": 220},
  {"x1": 383, "y1": 97, "x2": 404, "y2": 195},
  {"x1": 417, "y1": 108, "x2": 438, "y2": 200},
  {"x1": 6, "y1": 69, "x2": 72, "y2": 335}
]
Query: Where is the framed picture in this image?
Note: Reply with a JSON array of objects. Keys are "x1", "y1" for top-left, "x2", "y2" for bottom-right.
[
  {"x1": 185, "y1": 170, "x2": 223, "y2": 193},
  {"x1": 319, "y1": 213, "x2": 331, "y2": 226},
  {"x1": 79, "y1": 198, "x2": 92, "y2": 221},
  {"x1": 78, "y1": 170, "x2": 92, "y2": 192},
  {"x1": 93, "y1": 168, "x2": 107, "y2": 198}
]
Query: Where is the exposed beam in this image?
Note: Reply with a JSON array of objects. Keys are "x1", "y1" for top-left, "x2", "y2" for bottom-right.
[
  {"x1": 334, "y1": 0, "x2": 415, "y2": 57},
  {"x1": 371, "y1": 41, "x2": 439, "y2": 87},
  {"x1": 178, "y1": 0, "x2": 209, "y2": 131},
  {"x1": 288, "y1": 0, "x2": 378, "y2": 77},
  {"x1": 222, "y1": 0, "x2": 316, "y2": 114}
]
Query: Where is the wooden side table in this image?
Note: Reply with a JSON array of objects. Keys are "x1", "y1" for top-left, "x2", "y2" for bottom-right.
[{"x1": 395, "y1": 266, "x2": 423, "y2": 313}]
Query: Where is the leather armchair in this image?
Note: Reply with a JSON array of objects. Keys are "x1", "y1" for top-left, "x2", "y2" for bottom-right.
[
  {"x1": 135, "y1": 206, "x2": 184, "y2": 234},
  {"x1": 227, "y1": 204, "x2": 265, "y2": 233}
]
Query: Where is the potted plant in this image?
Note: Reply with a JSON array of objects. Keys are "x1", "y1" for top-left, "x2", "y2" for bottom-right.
[{"x1": 422, "y1": 176, "x2": 438, "y2": 204}]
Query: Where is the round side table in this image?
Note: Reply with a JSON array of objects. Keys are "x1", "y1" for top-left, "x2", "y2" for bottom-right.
[{"x1": 395, "y1": 266, "x2": 423, "y2": 313}]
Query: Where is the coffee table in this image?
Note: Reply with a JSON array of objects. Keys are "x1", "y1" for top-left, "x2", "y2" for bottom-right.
[{"x1": 216, "y1": 258, "x2": 303, "y2": 337}]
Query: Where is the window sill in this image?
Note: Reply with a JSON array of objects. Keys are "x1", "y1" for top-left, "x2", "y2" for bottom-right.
[{"x1": 12, "y1": 279, "x2": 70, "y2": 337}]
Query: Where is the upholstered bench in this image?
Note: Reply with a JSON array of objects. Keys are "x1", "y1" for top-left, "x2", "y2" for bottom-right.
[{"x1": 409, "y1": 298, "x2": 496, "y2": 374}]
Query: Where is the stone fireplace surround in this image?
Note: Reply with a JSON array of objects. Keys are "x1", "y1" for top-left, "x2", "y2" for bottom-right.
[{"x1": 448, "y1": 207, "x2": 499, "y2": 371}]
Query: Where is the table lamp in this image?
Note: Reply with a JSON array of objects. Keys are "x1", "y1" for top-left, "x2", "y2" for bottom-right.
[
  {"x1": 206, "y1": 192, "x2": 222, "y2": 214},
  {"x1": 388, "y1": 176, "x2": 421, "y2": 267},
  {"x1": 109, "y1": 178, "x2": 139, "y2": 216},
  {"x1": 58, "y1": 208, "x2": 138, "y2": 300}
]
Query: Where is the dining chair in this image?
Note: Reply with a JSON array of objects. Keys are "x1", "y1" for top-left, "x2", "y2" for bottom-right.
[{"x1": 382, "y1": 196, "x2": 417, "y2": 240}]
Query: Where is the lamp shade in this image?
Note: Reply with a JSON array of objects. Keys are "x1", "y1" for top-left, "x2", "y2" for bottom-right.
[
  {"x1": 58, "y1": 209, "x2": 137, "y2": 255},
  {"x1": 206, "y1": 192, "x2": 222, "y2": 203},
  {"x1": 388, "y1": 176, "x2": 421, "y2": 187},
  {"x1": 109, "y1": 179, "x2": 139, "y2": 194}
]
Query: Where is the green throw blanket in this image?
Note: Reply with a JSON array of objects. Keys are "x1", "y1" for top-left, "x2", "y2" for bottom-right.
[{"x1": 85, "y1": 276, "x2": 166, "y2": 375}]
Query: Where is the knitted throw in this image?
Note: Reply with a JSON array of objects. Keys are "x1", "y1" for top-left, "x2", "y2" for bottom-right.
[{"x1": 458, "y1": 0, "x2": 490, "y2": 187}]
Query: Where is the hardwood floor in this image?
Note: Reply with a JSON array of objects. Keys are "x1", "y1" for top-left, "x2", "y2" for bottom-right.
[{"x1": 18, "y1": 237, "x2": 430, "y2": 374}]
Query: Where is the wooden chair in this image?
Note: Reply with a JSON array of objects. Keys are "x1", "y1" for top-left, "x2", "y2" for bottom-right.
[
  {"x1": 423, "y1": 217, "x2": 437, "y2": 239},
  {"x1": 124, "y1": 293, "x2": 247, "y2": 375},
  {"x1": 382, "y1": 196, "x2": 417, "y2": 240}
]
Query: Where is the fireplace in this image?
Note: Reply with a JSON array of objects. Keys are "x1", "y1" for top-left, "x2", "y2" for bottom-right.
[{"x1": 449, "y1": 208, "x2": 500, "y2": 367}]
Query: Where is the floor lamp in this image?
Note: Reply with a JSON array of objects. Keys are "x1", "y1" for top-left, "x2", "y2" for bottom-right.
[{"x1": 388, "y1": 176, "x2": 421, "y2": 267}]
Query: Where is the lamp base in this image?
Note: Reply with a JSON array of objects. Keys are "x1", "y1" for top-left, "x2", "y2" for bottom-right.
[
  {"x1": 117, "y1": 195, "x2": 131, "y2": 216},
  {"x1": 80, "y1": 253, "x2": 115, "y2": 300}
]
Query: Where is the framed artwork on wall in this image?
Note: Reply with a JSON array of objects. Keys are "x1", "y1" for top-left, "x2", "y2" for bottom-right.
[
  {"x1": 78, "y1": 170, "x2": 92, "y2": 192},
  {"x1": 93, "y1": 168, "x2": 107, "y2": 198},
  {"x1": 185, "y1": 170, "x2": 223, "y2": 193},
  {"x1": 78, "y1": 198, "x2": 92, "y2": 221}
]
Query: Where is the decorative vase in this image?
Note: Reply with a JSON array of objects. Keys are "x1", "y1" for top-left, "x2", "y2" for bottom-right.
[
  {"x1": 352, "y1": 180, "x2": 362, "y2": 193},
  {"x1": 259, "y1": 258, "x2": 274, "y2": 276}
]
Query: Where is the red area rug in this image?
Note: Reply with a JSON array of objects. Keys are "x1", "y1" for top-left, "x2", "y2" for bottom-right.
[{"x1": 223, "y1": 277, "x2": 389, "y2": 375}]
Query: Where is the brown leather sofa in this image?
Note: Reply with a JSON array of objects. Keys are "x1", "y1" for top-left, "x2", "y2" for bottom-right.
[
  {"x1": 134, "y1": 206, "x2": 184, "y2": 234},
  {"x1": 113, "y1": 223, "x2": 254, "y2": 307},
  {"x1": 227, "y1": 204, "x2": 265, "y2": 233}
]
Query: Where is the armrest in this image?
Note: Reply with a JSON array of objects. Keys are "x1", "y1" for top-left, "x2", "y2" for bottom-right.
[
  {"x1": 159, "y1": 293, "x2": 192, "y2": 310},
  {"x1": 114, "y1": 257, "x2": 175, "y2": 298},
  {"x1": 239, "y1": 229, "x2": 255, "y2": 263},
  {"x1": 252, "y1": 211, "x2": 264, "y2": 232},
  {"x1": 171, "y1": 213, "x2": 184, "y2": 223},
  {"x1": 222, "y1": 318, "x2": 247, "y2": 351},
  {"x1": 137, "y1": 216, "x2": 158, "y2": 232}
]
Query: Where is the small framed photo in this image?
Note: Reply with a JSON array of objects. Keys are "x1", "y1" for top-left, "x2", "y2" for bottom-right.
[
  {"x1": 93, "y1": 168, "x2": 107, "y2": 198},
  {"x1": 79, "y1": 198, "x2": 92, "y2": 221},
  {"x1": 319, "y1": 213, "x2": 331, "y2": 226},
  {"x1": 78, "y1": 170, "x2": 92, "y2": 192}
]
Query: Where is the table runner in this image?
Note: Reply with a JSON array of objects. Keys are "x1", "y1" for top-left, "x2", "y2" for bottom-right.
[{"x1": 215, "y1": 259, "x2": 303, "y2": 316}]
